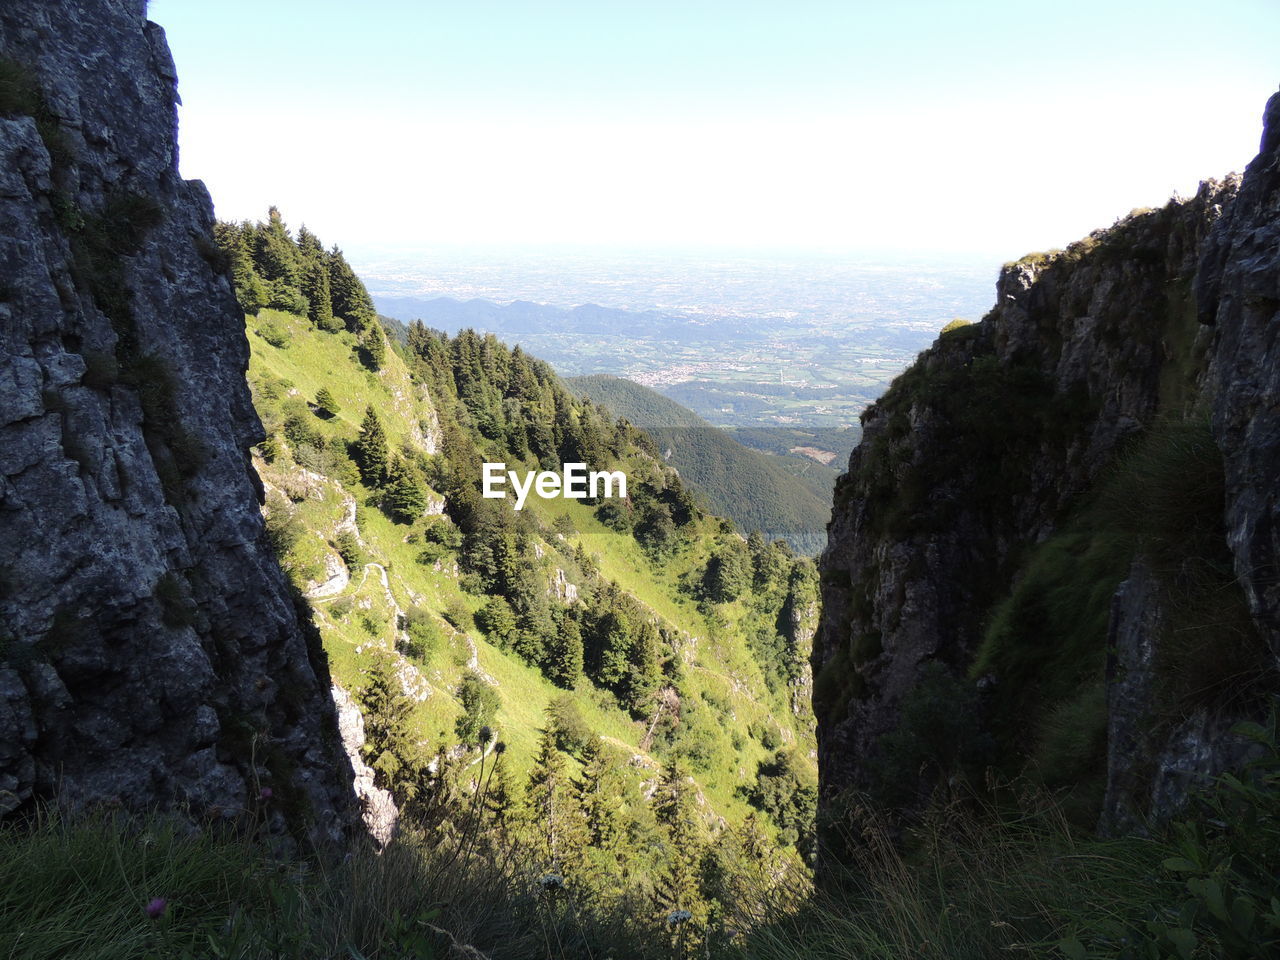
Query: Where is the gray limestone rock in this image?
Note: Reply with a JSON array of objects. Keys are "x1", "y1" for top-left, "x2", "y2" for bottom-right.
[{"x1": 0, "y1": 1, "x2": 356, "y2": 843}]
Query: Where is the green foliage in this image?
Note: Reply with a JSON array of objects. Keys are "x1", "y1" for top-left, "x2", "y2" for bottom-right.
[
  {"x1": 401, "y1": 606, "x2": 443, "y2": 663},
  {"x1": 939, "y1": 317, "x2": 973, "y2": 335},
  {"x1": 1059, "y1": 713, "x2": 1280, "y2": 959},
  {"x1": 747, "y1": 750, "x2": 817, "y2": 851},
  {"x1": 237, "y1": 222, "x2": 821, "y2": 953},
  {"x1": 314, "y1": 386, "x2": 340, "y2": 418},
  {"x1": 361, "y1": 651, "x2": 417, "y2": 790},
  {"x1": 442, "y1": 597, "x2": 473, "y2": 633},
  {"x1": 702, "y1": 541, "x2": 752, "y2": 603},
  {"x1": 455, "y1": 671, "x2": 500, "y2": 745},
  {"x1": 971, "y1": 417, "x2": 1264, "y2": 820},
  {"x1": 546, "y1": 693, "x2": 593, "y2": 754},
  {"x1": 382, "y1": 462, "x2": 428, "y2": 524},
  {"x1": 255, "y1": 318, "x2": 291, "y2": 349},
  {"x1": 353, "y1": 405, "x2": 389, "y2": 486},
  {"x1": 546, "y1": 613, "x2": 586, "y2": 689},
  {"x1": 328, "y1": 245, "x2": 376, "y2": 330},
  {"x1": 570, "y1": 374, "x2": 828, "y2": 552},
  {"x1": 475, "y1": 596, "x2": 518, "y2": 650},
  {"x1": 299, "y1": 232, "x2": 336, "y2": 331},
  {"x1": 652, "y1": 759, "x2": 708, "y2": 936},
  {"x1": 359, "y1": 321, "x2": 387, "y2": 370},
  {"x1": 862, "y1": 662, "x2": 994, "y2": 814},
  {"x1": 216, "y1": 211, "x2": 376, "y2": 328},
  {"x1": 525, "y1": 727, "x2": 587, "y2": 869},
  {"x1": 263, "y1": 491, "x2": 304, "y2": 556},
  {"x1": 330, "y1": 530, "x2": 361, "y2": 570},
  {"x1": 1095, "y1": 418, "x2": 1265, "y2": 710}
]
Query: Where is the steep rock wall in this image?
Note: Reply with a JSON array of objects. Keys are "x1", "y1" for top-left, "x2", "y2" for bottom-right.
[
  {"x1": 1200, "y1": 90, "x2": 1280, "y2": 664},
  {"x1": 817, "y1": 92, "x2": 1280, "y2": 832},
  {"x1": 0, "y1": 1, "x2": 355, "y2": 842}
]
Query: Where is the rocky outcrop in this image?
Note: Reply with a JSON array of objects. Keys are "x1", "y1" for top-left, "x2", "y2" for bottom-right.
[
  {"x1": 1199, "y1": 90, "x2": 1280, "y2": 666},
  {"x1": 817, "y1": 91, "x2": 1280, "y2": 835},
  {"x1": 0, "y1": 1, "x2": 355, "y2": 841},
  {"x1": 331, "y1": 684, "x2": 398, "y2": 846}
]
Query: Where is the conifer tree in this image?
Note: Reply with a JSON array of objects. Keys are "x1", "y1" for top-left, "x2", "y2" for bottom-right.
[
  {"x1": 213, "y1": 220, "x2": 268, "y2": 314},
  {"x1": 301, "y1": 256, "x2": 337, "y2": 331},
  {"x1": 383, "y1": 458, "x2": 428, "y2": 523},
  {"x1": 653, "y1": 759, "x2": 706, "y2": 922},
  {"x1": 315, "y1": 387, "x2": 340, "y2": 418},
  {"x1": 590, "y1": 607, "x2": 633, "y2": 691},
  {"x1": 253, "y1": 206, "x2": 301, "y2": 286},
  {"x1": 354, "y1": 405, "x2": 389, "y2": 486},
  {"x1": 625, "y1": 619, "x2": 662, "y2": 714},
  {"x1": 328, "y1": 245, "x2": 376, "y2": 330},
  {"x1": 361, "y1": 319, "x2": 387, "y2": 370},
  {"x1": 455, "y1": 671, "x2": 500, "y2": 745},
  {"x1": 296, "y1": 223, "x2": 324, "y2": 258},
  {"x1": 484, "y1": 747, "x2": 521, "y2": 839},
  {"x1": 546, "y1": 613, "x2": 585, "y2": 689},
  {"x1": 577, "y1": 737, "x2": 625, "y2": 854},
  {"x1": 361, "y1": 651, "x2": 416, "y2": 792},
  {"x1": 525, "y1": 728, "x2": 586, "y2": 872}
]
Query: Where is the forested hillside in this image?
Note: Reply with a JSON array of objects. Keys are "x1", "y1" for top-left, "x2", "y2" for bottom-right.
[
  {"x1": 216, "y1": 210, "x2": 820, "y2": 950},
  {"x1": 568, "y1": 374, "x2": 833, "y2": 554}
]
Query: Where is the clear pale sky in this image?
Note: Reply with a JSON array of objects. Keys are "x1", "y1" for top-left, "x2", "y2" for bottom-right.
[{"x1": 153, "y1": 0, "x2": 1279, "y2": 259}]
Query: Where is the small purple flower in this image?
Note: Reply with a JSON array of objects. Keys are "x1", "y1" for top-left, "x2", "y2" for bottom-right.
[
  {"x1": 259, "y1": 786, "x2": 273, "y2": 800},
  {"x1": 144, "y1": 897, "x2": 167, "y2": 919}
]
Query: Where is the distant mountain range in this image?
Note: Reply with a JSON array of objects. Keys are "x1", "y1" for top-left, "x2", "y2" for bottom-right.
[{"x1": 375, "y1": 295, "x2": 764, "y2": 342}]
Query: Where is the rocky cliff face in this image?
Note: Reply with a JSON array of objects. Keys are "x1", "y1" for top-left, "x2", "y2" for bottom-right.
[
  {"x1": 817, "y1": 92, "x2": 1280, "y2": 837},
  {"x1": 0, "y1": 1, "x2": 355, "y2": 842}
]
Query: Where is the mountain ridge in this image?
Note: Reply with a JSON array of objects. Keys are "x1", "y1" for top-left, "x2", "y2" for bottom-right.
[
  {"x1": 816, "y1": 94, "x2": 1280, "y2": 844},
  {"x1": 567, "y1": 373, "x2": 832, "y2": 554}
]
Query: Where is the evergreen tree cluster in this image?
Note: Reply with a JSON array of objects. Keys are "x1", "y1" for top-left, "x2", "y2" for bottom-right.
[
  {"x1": 245, "y1": 241, "x2": 821, "y2": 946},
  {"x1": 214, "y1": 207, "x2": 379, "y2": 346},
  {"x1": 357, "y1": 679, "x2": 802, "y2": 952}
]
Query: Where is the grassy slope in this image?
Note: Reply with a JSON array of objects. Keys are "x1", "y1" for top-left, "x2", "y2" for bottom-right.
[{"x1": 247, "y1": 310, "x2": 814, "y2": 827}]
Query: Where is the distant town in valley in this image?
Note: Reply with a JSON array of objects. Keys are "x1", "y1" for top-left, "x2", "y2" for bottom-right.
[{"x1": 362, "y1": 247, "x2": 997, "y2": 434}]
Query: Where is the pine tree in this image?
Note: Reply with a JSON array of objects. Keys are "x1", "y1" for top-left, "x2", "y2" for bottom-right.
[
  {"x1": 328, "y1": 245, "x2": 376, "y2": 331},
  {"x1": 577, "y1": 737, "x2": 625, "y2": 853},
  {"x1": 546, "y1": 613, "x2": 585, "y2": 689},
  {"x1": 455, "y1": 671, "x2": 500, "y2": 745},
  {"x1": 213, "y1": 220, "x2": 268, "y2": 314},
  {"x1": 624, "y1": 619, "x2": 662, "y2": 714},
  {"x1": 587, "y1": 606, "x2": 633, "y2": 692},
  {"x1": 361, "y1": 319, "x2": 387, "y2": 370},
  {"x1": 361, "y1": 651, "x2": 415, "y2": 793},
  {"x1": 253, "y1": 206, "x2": 301, "y2": 286},
  {"x1": 525, "y1": 728, "x2": 586, "y2": 872},
  {"x1": 296, "y1": 223, "x2": 324, "y2": 259},
  {"x1": 354, "y1": 405, "x2": 389, "y2": 486},
  {"x1": 484, "y1": 747, "x2": 522, "y2": 839},
  {"x1": 653, "y1": 759, "x2": 706, "y2": 922},
  {"x1": 301, "y1": 256, "x2": 337, "y2": 331},
  {"x1": 384, "y1": 460, "x2": 428, "y2": 523},
  {"x1": 315, "y1": 387, "x2": 340, "y2": 418}
]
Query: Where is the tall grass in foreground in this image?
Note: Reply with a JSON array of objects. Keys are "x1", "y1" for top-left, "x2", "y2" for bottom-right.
[
  {"x1": 741, "y1": 785, "x2": 1161, "y2": 960},
  {"x1": 739, "y1": 714, "x2": 1280, "y2": 960},
  {"x1": 0, "y1": 810, "x2": 594, "y2": 960},
  {"x1": 5, "y1": 716, "x2": 1280, "y2": 959}
]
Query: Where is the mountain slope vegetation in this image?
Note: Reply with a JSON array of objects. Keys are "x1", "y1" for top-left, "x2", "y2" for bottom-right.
[
  {"x1": 568, "y1": 374, "x2": 833, "y2": 554},
  {"x1": 218, "y1": 210, "x2": 820, "y2": 947}
]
